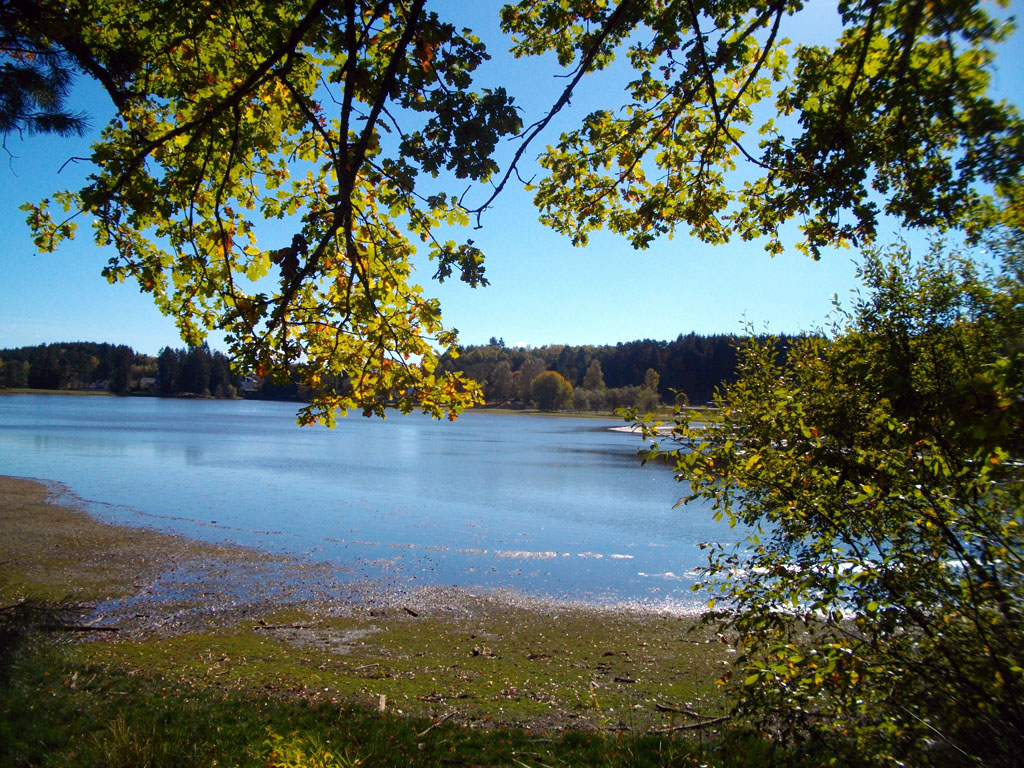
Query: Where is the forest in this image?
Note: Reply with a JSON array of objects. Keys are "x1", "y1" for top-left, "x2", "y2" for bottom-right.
[
  {"x1": 0, "y1": 342, "x2": 242, "y2": 398},
  {"x1": 1, "y1": 333, "x2": 790, "y2": 412},
  {"x1": 440, "y1": 333, "x2": 799, "y2": 410}
]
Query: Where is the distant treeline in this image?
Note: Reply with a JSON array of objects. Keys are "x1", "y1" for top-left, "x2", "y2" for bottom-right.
[
  {"x1": 1, "y1": 341, "x2": 144, "y2": 393},
  {"x1": 440, "y1": 334, "x2": 803, "y2": 410},
  {"x1": 3, "y1": 334, "x2": 804, "y2": 411},
  {"x1": 0, "y1": 342, "x2": 252, "y2": 398}
]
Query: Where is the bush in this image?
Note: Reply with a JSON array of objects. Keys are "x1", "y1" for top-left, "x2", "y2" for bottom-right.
[{"x1": 640, "y1": 244, "x2": 1024, "y2": 765}]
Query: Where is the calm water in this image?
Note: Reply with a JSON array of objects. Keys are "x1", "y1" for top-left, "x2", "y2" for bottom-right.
[{"x1": 0, "y1": 395, "x2": 733, "y2": 608}]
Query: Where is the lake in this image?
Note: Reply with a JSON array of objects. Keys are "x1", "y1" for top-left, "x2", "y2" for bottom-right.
[{"x1": 0, "y1": 394, "x2": 734, "y2": 609}]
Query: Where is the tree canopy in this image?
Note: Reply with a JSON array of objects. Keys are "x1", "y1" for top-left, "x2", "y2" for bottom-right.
[
  {"x1": 6, "y1": 0, "x2": 1021, "y2": 423},
  {"x1": 16, "y1": 0, "x2": 524, "y2": 424},
  {"x1": 0, "y1": 0, "x2": 92, "y2": 137},
  {"x1": 502, "y1": 0, "x2": 1023, "y2": 255}
]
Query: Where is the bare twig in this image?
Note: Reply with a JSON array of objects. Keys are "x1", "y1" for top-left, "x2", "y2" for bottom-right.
[
  {"x1": 466, "y1": 0, "x2": 638, "y2": 223},
  {"x1": 54, "y1": 624, "x2": 120, "y2": 633}
]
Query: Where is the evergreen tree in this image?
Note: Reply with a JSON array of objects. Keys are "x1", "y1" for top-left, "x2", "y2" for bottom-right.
[
  {"x1": 486, "y1": 360, "x2": 514, "y2": 403},
  {"x1": 157, "y1": 347, "x2": 179, "y2": 395},
  {"x1": 209, "y1": 351, "x2": 235, "y2": 398},
  {"x1": 107, "y1": 345, "x2": 133, "y2": 393},
  {"x1": 178, "y1": 345, "x2": 212, "y2": 395}
]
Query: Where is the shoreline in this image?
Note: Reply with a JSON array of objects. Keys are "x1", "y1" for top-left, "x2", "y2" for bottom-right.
[
  {"x1": 2, "y1": 388, "x2": 673, "y2": 421},
  {"x1": 0, "y1": 398, "x2": 703, "y2": 614},
  {"x1": 1, "y1": 474, "x2": 700, "y2": 631},
  {"x1": 2, "y1": 474, "x2": 728, "y2": 733}
]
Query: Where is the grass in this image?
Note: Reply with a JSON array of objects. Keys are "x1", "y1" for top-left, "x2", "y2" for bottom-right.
[
  {"x1": 75, "y1": 605, "x2": 731, "y2": 731},
  {"x1": 1, "y1": 633, "x2": 782, "y2": 768},
  {"x1": 0, "y1": 475, "x2": 268, "y2": 604}
]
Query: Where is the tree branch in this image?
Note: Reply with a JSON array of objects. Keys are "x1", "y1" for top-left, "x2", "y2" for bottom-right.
[{"x1": 466, "y1": 0, "x2": 638, "y2": 223}]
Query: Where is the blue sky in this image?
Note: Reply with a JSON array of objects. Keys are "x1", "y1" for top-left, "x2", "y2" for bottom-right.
[{"x1": 1, "y1": 1, "x2": 1021, "y2": 355}]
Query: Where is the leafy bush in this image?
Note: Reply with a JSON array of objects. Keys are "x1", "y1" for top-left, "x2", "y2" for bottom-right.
[{"x1": 639, "y1": 244, "x2": 1024, "y2": 765}]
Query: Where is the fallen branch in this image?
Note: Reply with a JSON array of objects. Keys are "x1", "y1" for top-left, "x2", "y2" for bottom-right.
[
  {"x1": 651, "y1": 715, "x2": 731, "y2": 733},
  {"x1": 655, "y1": 702, "x2": 703, "y2": 718},
  {"x1": 416, "y1": 709, "x2": 458, "y2": 738},
  {"x1": 512, "y1": 759, "x2": 554, "y2": 768}
]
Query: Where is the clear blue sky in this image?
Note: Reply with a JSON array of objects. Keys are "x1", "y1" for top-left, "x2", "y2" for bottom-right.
[{"x1": 1, "y1": 2, "x2": 1020, "y2": 355}]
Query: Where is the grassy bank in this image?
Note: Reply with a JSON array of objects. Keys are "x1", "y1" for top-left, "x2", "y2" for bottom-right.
[
  {"x1": 0, "y1": 475, "x2": 789, "y2": 767},
  {"x1": 0, "y1": 387, "x2": 114, "y2": 397}
]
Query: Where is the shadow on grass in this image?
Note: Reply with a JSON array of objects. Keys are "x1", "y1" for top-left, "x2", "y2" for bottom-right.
[{"x1": 0, "y1": 620, "x2": 797, "y2": 768}]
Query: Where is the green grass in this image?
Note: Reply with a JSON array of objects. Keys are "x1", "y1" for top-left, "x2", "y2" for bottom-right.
[
  {"x1": 76, "y1": 607, "x2": 731, "y2": 731},
  {"x1": 0, "y1": 632, "x2": 782, "y2": 768}
]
